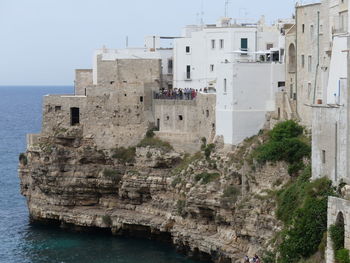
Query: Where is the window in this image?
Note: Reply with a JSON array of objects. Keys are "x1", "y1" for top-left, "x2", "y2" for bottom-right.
[
  {"x1": 210, "y1": 64, "x2": 214, "y2": 72},
  {"x1": 278, "y1": 81, "x2": 285, "y2": 87},
  {"x1": 166, "y1": 116, "x2": 170, "y2": 121},
  {"x1": 178, "y1": 115, "x2": 183, "y2": 121},
  {"x1": 186, "y1": 46, "x2": 190, "y2": 53},
  {"x1": 308, "y1": 55, "x2": 312, "y2": 72},
  {"x1": 186, "y1": 65, "x2": 191, "y2": 79},
  {"x1": 288, "y1": 43, "x2": 296, "y2": 72},
  {"x1": 211, "y1": 39, "x2": 215, "y2": 49},
  {"x1": 168, "y1": 59, "x2": 173, "y2": 74},
  {"x1": 140, "y1": 96, "x2": 143, "y2": 102},
  {"x1": 302, "y1": 24, "x2": 305, "y2": 33},
  {"x1": 240, "y1": 38, "x2": 248, "y2": 51},
  {"x1": 220, "y1": 39, "x2": 224, "y2": 49},
  {"x1": 224, "y1": 78, "x2": 227, "y2": 93},
  {"x1": 206, "y1": 110, "x2": 209, "y2": 117},
  {"x1": 70, "y1": 107, "x2": 80, "y2": 126},
  {"x1": 55, "y1": 106, "x2": 61, "y2": 112},
  {"x1": 266, "y1": 43, "x2": 273, "y2": 50},
  {"x1": 157, "y1": 119, "x2": 160, "y2": 130},
  {"x1": 301, "y1": 55, "x2": 305, "y2": 68},
  {"x1": 322, "y1": 150, "x2": 326, "y2": 164}
]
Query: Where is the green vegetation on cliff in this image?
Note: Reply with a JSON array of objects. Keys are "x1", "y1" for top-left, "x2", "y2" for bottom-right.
[
  {"x1": 253, "y1": 120, "x2": 311, "y2": 176},
  {"x1": 276, "y1": 168, "x2": 335, "y2": 263},
  {"x1": 252, "y1": 121, "x2": 336, "y2": 263},
  {"x1": 112, "y1": 147, "x2": 136, "y2": 163}
]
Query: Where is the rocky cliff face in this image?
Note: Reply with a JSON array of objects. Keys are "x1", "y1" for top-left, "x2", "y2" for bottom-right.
[{"x1": 19, "y1": 129, "x2": 289, "y2": 263}]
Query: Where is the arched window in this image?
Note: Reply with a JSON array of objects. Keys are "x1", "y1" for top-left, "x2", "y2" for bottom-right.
[{"x1": 288, "y1": 43, "x2": 296, "y2": 73}]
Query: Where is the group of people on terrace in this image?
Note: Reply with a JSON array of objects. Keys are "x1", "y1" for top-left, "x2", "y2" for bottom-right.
[{"x1": 154, "y1": 88, "x2": 198, "y2": 100}]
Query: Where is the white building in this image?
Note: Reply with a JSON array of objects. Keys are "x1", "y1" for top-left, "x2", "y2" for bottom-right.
[
  {"x1": 216, "y1": 59, "x2": 285, "y2": 145},
  {"x1": 173, "y1": 17, "x2": 285, "y2": 93},
  {"x1": 173, "y1": 17, "x2": 287, "y2": 145}
]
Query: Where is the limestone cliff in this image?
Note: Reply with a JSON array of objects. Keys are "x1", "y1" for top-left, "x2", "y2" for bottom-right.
[{"x1": 19, "y1": 128, "x2": 290, "y2": 263}]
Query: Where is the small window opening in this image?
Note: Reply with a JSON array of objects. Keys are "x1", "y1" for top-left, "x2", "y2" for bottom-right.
[
  {"x1": 124, "y1": 94, "x2": 127, "y2": 97},
  {"x1": 322, "y1": 150, "x2": 326, "y2": 164},
  {"x1": 110, "y1": 81, "x2": 115, "y2": 84},
  {"x1": 224, "y1": 78, "x2": 227, "y2": 93},
  {"x1": 157, "y1": 119, "x2": 160, "y2": 130},
  {"x1": 70, "y1": 107, "x2": 80, "y2": 126},
  {"x1": 211, "y1": 39, "x2": 215, "y2": 49},
  {"x1": 186, "y1": 46, "x2": 190, "y2": 53},
  {"x1": 186, "y1": 65, "x2": 191, "y2": 79},
  {"x1": 168, "y1": 59, "x2": 173, "y2": 74},
  {"x1": 302, "y1": 24, "x2": 305, "y2": 33},
  {"x1": 166, "y1": 116, "x2": 170, "y2": 121},
  {"x1": 210, "y1": 64, "x2": 214, "y2": 72},
  {"x1": 178, "y1": 115, "x2": 183, "y2": 121},
  {"x1": 278, "y1": 81, "x2": 285, "y2": 87},
  {"x1": 278, "y1": 108, "x2": 281, "y2": 119},
  {"x1": 140, "y1": 96, "x2": 143, "y2": 102},
  {"x1": 206, "y1": 110, "x2": 209, "y2": 117},
  {"x1": 220, "y1": 39, "x2": 224, "y2": 49},
  {"x1": 55, "y1": 106, "x2": 61, "y2": 112}
]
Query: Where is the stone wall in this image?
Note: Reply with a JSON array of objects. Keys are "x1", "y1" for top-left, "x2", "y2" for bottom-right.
[
  {"x1": 96, "y1": 56, "x2": 161, "y2": 88},
  {"x1": 154, "y1": 93, "x2": 216, "y2": 153},
  {"x1": 39, "y1": 57, "x2": 164, "y2": 150},
  {"x1": 312, "y1": 78, "x2": 348, "y2": 184},
  {"x1": 327, "y1": 197, "x2": 350, "y2": 263},
  {"x1": 75, "y1": 69, "x2": 93, "y2": 95}
]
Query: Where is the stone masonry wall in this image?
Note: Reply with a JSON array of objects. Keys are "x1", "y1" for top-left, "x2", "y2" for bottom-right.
[
  {"x1": 154, "y1": 93, "x2": 216, "y2": 153},
  {"x1": 75, "y1": 69, "x2": 93, "y2": 95},
  {"x1": 327, "y1": 197, "x2": 350, "y2": 263}
]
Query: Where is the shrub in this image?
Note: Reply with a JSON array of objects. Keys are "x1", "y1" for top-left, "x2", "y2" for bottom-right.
[
  {"x1": 252, "y1": 120, "x2": 310, "y2": 176},
  {"x1": 19, "y1": 153, "x2": 28, "y2": 166},
  {"x1": 336, "y1": 249, "x2": 350, "y2": 263},
  {"x1": 262, "y1": 251, "x2": 276, "y2": 263},
  {"x1": 276, "y1": 167, "x2": 336, "y2": 263},
  {"x1": 102, "y1": 215, "x2": 112, "y2": 226},
  {"x1": 204, "y1": 143, "x2": 215, "y2": 159},
  {"x1": 103, "y1": 169, "x2": 122, "y2": 183},
  {"x1": 201, "y1": 137, "x2": 207, "y2": 150},
  {"x1": 137, "y1": 137, "x2": 173, "y2": 152},
  {"x1": 146, "y1": 127, "x2": 158, "y2": 138},
  {"x1": 112, "y1": 147, "x2": 136, "y2": 163},
  {"x1": 329, "y1": 224, "x2": 345, "y2": 251},
  {"x1": 269, "y1": 120, "x2": 303, "y2": 141},
  {"x1": 194, "y1": 172, "x2": 220, "y2": 184}
]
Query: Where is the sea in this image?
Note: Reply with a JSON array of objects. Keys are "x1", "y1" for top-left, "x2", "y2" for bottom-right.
[{"x1": 0, "y1": 86, "x2": 202, "y2": 263}]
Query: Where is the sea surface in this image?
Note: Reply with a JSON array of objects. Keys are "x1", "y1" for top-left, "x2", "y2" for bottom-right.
[{"x1": 0, "y1": 86, "x2": 202, "y2": 263}]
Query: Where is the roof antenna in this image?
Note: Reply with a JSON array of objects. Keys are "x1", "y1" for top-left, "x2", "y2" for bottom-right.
[
  {"x1": 225, "y1": 0, "x2": 230, "y2": 17},
  {"x1": 200, "y1": 0, "x2": 204, "y2": 26}
]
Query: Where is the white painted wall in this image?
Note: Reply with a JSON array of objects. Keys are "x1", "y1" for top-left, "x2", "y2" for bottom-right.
[
  {"x1": 173, "y1": 22, "x2": 283, "y2": 93},
  {"x1": 216, "y1": 62, "x2": 285, "y2": 145},
  {"x1": 326, "y1": 36, "x2": 348, "y2": 104}
]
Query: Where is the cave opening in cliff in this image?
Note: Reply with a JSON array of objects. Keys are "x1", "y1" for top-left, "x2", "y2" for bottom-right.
[{"x1": 70, "y1": 107, "x2": 80, "y2": 126}]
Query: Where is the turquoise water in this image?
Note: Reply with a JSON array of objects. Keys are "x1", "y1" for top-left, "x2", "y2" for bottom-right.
[{"x1": 0, "y1": 86, "x2": 202, "y2": 263}]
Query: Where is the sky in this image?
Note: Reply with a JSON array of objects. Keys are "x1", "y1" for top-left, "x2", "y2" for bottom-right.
[{"x1": 0, "y1": 0, "x2": 300, "y2": 86}]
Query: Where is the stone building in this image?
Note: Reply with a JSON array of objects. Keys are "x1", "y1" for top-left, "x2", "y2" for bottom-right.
[
  {"x1": 153, "y1": 93, "x2": 216, "y2": 153},
  {"x1": 296, "y1": 0, "x2": 350, "y2": 262}
]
